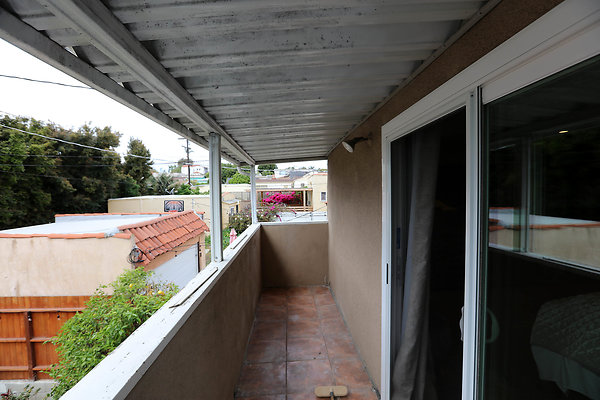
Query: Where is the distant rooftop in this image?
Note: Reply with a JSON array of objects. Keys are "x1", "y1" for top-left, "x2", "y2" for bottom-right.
[
  {"x1": 0, "y1": 211, "x2": 208, "y2": 250},
  {"x1": 0, "y1": 213, "x2": 174, "y2": 237}
]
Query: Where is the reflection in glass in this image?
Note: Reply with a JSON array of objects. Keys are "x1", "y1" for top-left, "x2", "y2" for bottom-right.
[{"x1": 482, "y1": 56, "x2": 600, "y2": 399}]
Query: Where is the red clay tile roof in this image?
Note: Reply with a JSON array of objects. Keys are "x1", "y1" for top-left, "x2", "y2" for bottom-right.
[{"x1": 118, "y1": 210, "x2": 209, "y2": 265}]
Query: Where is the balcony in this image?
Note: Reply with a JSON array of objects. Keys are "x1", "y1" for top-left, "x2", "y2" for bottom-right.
[{"x1": 61, "y1": 221, "x2": 379, "y2": 399}]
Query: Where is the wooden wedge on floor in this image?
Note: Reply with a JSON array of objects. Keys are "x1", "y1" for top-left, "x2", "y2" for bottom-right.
[{"x1": 314, "y1": 385, "x2": 348, "y2": 398}]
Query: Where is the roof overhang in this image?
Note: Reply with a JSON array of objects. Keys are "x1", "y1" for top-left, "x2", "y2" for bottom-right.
[{"x1": 0, "y1": 0, "x2": 496, "y2": 165}]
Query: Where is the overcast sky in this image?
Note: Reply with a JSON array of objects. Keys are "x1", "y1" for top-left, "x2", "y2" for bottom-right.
[{"x1": 0, "y1": 39, "x2": 327, "y2": 171}]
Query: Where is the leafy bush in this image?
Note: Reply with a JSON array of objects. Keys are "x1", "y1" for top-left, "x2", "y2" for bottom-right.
[
  {"x1": 174, "y1": 183, "x2": 209, "y2": 195},
  {"x1": 228, "y1": 205, "x2": 283, "y2": 234},
  {"x1": 48, "y1": 268, "x2": 178, "y2": 398},
  {"x1": 228, "y1": 212, "x2": 252, "y2": 234},
  {"x1": 205, "y1": 227, "x2": 231, "y2": 251},
  {"x1": 227, "y1": 172, "x2": 250, "y2": 184}
]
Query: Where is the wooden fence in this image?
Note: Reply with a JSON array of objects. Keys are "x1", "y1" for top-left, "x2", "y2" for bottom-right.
[{"x1": 0, "y1": 296, "x2": 88, "y2": 380}]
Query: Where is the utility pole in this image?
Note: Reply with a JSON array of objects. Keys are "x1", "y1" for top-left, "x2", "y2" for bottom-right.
[{"x1": 179, "y1": 138, "x2": 192, "y2": 185}]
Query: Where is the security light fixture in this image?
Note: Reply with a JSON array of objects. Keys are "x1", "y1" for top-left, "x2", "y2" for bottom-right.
[
  {"x1": 558, "y1": 130, "x2": 569, "y2": 134},
  {"x1": 128, "y1": 247, "x2": 144, "y2": 264},
  {"x1": 342, "y1": 133, "x2": 372, "y2": 153}
]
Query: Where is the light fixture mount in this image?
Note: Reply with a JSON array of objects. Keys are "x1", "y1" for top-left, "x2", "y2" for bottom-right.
[{"x1": 342, "y1": 133, "x2": 372, "y2": 153}]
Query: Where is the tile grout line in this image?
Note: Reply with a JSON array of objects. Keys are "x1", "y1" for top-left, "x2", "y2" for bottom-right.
[
  {"x1": 319, "y1": 286, "x2": 337, "y2": 389},
  {"x1": 285, "y1": 290, "x2": 289, "y2": 400}
]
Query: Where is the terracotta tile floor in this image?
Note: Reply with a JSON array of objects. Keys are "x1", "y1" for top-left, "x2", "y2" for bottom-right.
[{"x1": 235, "y1": 286, "x2": 378, "y2": 399}]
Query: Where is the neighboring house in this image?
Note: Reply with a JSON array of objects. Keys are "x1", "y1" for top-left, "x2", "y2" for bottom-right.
[
  {"x1": 180, "y1": 164, "x2": 209, "y2": 184},
  {"x1": 222, "y1": 192, "x2": 241, "y2": 216},
  {"x1": 255, "y1": 170, "x2": 309, "y2": 189},
  {"x1": 3, "y1": 2, "x2": 600, "y2": 400},
  {"x1": 292, "y1": 171, "x2": 328, "y2": 213},
  {"x1": 220, "y1": 185, "x2": 252, "y2": 211},
  {"x1": 108, "y1": 195, "x2": 232, "y2": 229},
  {"x1": 0, "y1": 211, "x2": 208, "y2": 296}
]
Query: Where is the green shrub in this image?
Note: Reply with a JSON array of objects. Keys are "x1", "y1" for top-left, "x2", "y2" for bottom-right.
[
  {"x1": 48, "y1": 268, "x2": 178, "y2": 398},
  {"x1": 227, "y1": 172, "x2": 250, "y2": 184},
  {"x1": 228, "y1": 212, "x2": 252, "y2": 234},
  {"x1": 228, "y1": 205, "x2": 283, "y2": 234},
  {"x1": 204, "y1": 228, "x2": 231, "y2": 252}
]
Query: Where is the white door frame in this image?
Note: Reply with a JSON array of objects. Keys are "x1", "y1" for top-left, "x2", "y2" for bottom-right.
[{"x1": 380, "y1": 1, "x2": 600, "y2": 399}]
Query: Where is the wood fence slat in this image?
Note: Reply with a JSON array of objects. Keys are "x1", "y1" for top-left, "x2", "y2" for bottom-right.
[
  {"x1": 0, "y1": 296, "x2": 89, "y2": 380},
  {"x1": 0, "y1": 365, "x2": 29, "y2": 371},
  {"x1": 0, "y1": 308, "x2": 85, "y2": 313},
  {"x1": 0, "y1": 337, "x2": 26, "y2": 343},
  {"x1": 24, "y1": 311, "x2": 36, "y2": 380}
]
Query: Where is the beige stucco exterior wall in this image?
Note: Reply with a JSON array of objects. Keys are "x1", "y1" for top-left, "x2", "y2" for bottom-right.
[
  {"x1": 327, "y1": 0, "x2": 564, "y2": 388},
  {"x1": 0, "y1": 236, "x2": 134, "y2": 296},
  {"x1": 261, "y1": 222, "x2": 328, "y2": 287},
  {"x1": 146, "y1": 234, "x2": 207, "y2": 272},
  {"x1": 126, "y1": 229, "x2": 261, "y2": 400},
  {"x1": 310, "y1": 174, "x2": 328, "y2": 212},
  {"x1": 294, "y1": 173, "x2": 328, "y2": 212},
  {"x1": 108, "y1": 195, "x2": 231, "y2": 228}
]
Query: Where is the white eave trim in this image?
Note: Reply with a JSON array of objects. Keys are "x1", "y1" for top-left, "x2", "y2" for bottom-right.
[{"x1": 382, "y1": 0, "x2": 600, "y2": 139}]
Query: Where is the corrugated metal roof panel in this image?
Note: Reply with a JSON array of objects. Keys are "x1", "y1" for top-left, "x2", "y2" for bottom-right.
[{"x1": 0, "y1": 0, "x2": 488, "y2": 164}]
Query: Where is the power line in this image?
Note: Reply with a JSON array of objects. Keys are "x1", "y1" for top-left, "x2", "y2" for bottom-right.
[
  {"x1": 0, "y1": 162, "x2": 174, "y2": 168},
  {"x1": 0, "y1": 73, "x2": 91, "y2": 90},
  {"x1": 0, "y1": 122, "x2": 179, "y2": 163},
  {"x1": 1, "y1": 115, "x2": 324, "y2": 172},
  {"x1": 0, "y1": 111, "x2": 178, "y2": 163},
  {"x1": 0, "y1": 169, "x2": 140, "y2": 183},
  {"x1": 0, "y1": 151, "x2": 178, "y2": 165},
  {"x1": 0, "y1": 170, "x2": 86, "y2": 182},
  {"x1": 0, "y1": 122, "x2": 152, "y2": 159},
  {"x1": 0, "y1": 151, "x2": 115, "y2": 159}
]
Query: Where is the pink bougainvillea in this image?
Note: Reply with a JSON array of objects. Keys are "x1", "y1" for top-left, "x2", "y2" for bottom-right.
[{"x1": 262, "y1": 192, "x2": 296, "y2": 204}]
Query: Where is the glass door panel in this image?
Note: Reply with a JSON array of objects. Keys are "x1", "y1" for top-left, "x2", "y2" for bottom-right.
[{"x1": 482, "y1": 56, "x2": 600, "y2": 400}]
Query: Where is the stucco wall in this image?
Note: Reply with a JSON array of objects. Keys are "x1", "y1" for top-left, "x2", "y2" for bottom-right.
[
  {"x1": 150, "y1": 240, "x2": 200, "y2": 289},
  {"x1": 108, "y1": 195, "x2": 230, "y2": 228},
  {"x1": 327, "y1": 0, "x2": 564, "y2": 388},
  {"x1": 126, "y1": 230, "x2": 262, "y2": 400},
  {"x1": 0, "y1": 236, "x2": 133, "y2": 296},
  {"x1": 261, "y1": 222, "x2": 328, "y2": 287}
]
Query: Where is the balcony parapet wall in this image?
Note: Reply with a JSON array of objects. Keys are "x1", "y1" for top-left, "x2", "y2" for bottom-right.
[{"x1": 61, "y1": 221, "x2": 328, "y2": 399}]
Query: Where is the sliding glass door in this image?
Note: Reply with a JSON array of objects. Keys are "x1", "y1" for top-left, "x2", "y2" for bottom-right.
[{"x1": 481, "y1": 56, "x2": 600, "y2": 399}]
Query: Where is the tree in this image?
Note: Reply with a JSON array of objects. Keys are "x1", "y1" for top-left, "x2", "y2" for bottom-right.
[
  {"x1": 0, "y1": 116, "x2": 74, "y2": 228},
  {"x1": 49, "y1": 124, "x2": 125, "y2": 214},
  {"x1": 0, "y1": 116, "x2": 158, "y2": 229},
  {"x1": 168, "y1": 158, "x2": 188, "y2": 173},
  {"x1": 258, "y1": 164, "x2": 277, "y2": 175},
  {"x1": 228, "y1": 172, "x2": 250, "y2": 184},
  {"x1": 147, "y1": 172, "x2": 176, "y2": 195},
  {"x1": 123, "y1": 138, "x2": 153, "y2": 194},
  {"x1": 221, "y1": 163, "x2": 236, "y2": 183},
  {"x1": 175, "y1": 183, "x2": 193, "y2": 194}
]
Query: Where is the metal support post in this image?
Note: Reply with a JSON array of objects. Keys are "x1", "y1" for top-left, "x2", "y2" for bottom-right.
[
  {"x1": 209, "y1": 132, "x2": 223, "y2": 262},
  {"x1": 250, "y1": 164, "x2": 258, "y2": 224}
]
